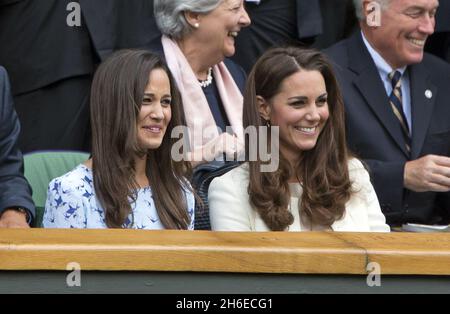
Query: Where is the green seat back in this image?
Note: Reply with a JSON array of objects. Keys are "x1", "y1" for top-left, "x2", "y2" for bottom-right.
[{"x1": 23, "y1": 151, "x2": 90, "y2": 227}]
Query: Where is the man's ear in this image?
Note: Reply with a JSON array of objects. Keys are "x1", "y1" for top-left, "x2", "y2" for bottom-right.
[
  {"x1": 184, "y1": 10, "x2": 202, "y2": 28},
  {"x1": 257, "y1": 96, "x2": 271, "y2": 121}
]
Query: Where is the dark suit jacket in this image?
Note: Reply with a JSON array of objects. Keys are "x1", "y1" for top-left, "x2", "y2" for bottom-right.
[
  {"x1": 0, "y1": 66, "x2": 35, "y2": 218},
  {"x1": 0, "y1": 0, "x2": 161, "y2": 95},
  {"x1": 0, "y1": 0, "x2": 97, "y2": 95},
  {"x1": 232, "y1": 0, "x2": 322, "y2": 72},
  {"x1": 435, "y1": 0, "x2": 450, "y2": 32},
  {"x1": 313, "y1": 0, "x2": 357, "y2": 49},
  {"x1": 80, "y1": 0, "x2": 161, "y2": 62},
  {"x1": 435, "y1": 0, "x2": 450, "y2": 63},
  {"x1": 425, "y1": 0, "x2": 450, "y2": 62},
  {"x1": 325, "y1": 31, "x2": 450, "y2": 225}
]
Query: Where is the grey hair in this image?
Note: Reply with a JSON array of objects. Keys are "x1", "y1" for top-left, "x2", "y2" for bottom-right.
[
  {"x1": 154, "y1": 0, "x2": 223, "y2": 39},
  {"x1": 353, "y1": 0, "x2": 390, "y2": 20}
]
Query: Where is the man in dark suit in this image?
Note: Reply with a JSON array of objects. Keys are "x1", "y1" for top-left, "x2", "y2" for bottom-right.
[
  {"x1": 231, "y1": 0, "x2": 322, "y2": 73},
  {"x1": 325, "y1": 0, "x2": 450, "y2": 226},
  {"x1": 0, "y1": 66, "x2": 35, "y2": 228},
  {"x1": 0, "y1": 0, "x2": 161, "y2": 153}
]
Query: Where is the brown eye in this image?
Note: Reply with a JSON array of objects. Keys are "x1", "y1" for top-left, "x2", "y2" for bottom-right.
[
  {"x1": 317, "y1": 98, "x2": 327, "y2": 105},
  {"x1": 290, "y1": 101, "x2": 306, "y2": 107},
  {"x1": 161, "y1": 98, "x2": 172, "y2": 107}
]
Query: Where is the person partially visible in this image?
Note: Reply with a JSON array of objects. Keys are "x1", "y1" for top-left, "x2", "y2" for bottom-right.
[
  {"x1": 43, "y1": 50, "x2": 195, "y2": 229},
  {"x1": 208, "y1": 47, "x2": 389, "y2": 232},
  {"x1": 325, "y1": 0, "x2": 450, "y2": 226},
  {"x1": 153, "y1": 0, "x2": 251, "y2": 166},
  {"x1": 231, "y1": 0, "x2": 323, "y2": 73},
  {"x1": 313, "y1": 0, "x2": 358, "y2": 49},
  {"x1": 425, "y1": 0, "x2": 450, "y2": 63},
  {"x1": 0, "y1": 0, "x2": 162, "y2": 153},
  {"x1": 0, "y1": 66, "x2": 35, "y2": 228},
  {"x1": 0, "y1": 0, "x2": 96, "y2": 153}
]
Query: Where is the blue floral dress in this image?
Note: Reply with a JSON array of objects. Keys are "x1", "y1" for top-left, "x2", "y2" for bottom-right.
[{"x1": 43, "y1": 164, "x2": 195, "y2": 229}]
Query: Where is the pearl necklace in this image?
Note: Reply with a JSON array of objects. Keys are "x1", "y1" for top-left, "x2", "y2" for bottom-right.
[{"x1": 198, "y1": 68, "x2": 213, "y2": 88}]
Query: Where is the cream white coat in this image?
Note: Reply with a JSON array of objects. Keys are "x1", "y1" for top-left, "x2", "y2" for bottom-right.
[{"x1": 209, "y1": 159, "x2": 390, "y2": 232}]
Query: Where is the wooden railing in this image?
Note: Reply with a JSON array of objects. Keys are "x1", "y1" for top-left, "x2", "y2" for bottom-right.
[{"x1": 1, "y1": 229, "x2": 450, "y2": 275}]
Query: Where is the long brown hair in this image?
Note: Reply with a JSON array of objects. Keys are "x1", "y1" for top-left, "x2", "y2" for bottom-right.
[
  {"x1": 243, "y1": 47, "x2": 353, "y2": 231},
  {"x1": 90, "y1": 49, "x2": 192, "y2": 229}
]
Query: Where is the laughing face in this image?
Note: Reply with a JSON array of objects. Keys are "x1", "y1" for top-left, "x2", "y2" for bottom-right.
[
  {"x1": 365, "y1": 0, "x2": 438, "y2": 68},
  {"x1": 137, "y1": 68, "x2": 172, "y2": 151},
  {"x1": 259, "y1": 70, "x2": 329, "y2": 166},
  {"x1": 197, "y1": 0, "x2": 251, "y2": 60}
]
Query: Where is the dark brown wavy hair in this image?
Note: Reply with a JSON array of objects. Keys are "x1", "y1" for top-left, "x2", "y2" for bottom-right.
[
  {"x1": 90, "y1": 49, "x2": 192, "y2": 229},
  {"x1": 243, "y1": 47, "x2": 353, "y2": 231}
]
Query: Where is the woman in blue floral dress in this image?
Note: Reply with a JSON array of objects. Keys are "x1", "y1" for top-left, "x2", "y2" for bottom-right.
[{"x1": 43, "y1": 50, "x2": 195, "y2": 229}]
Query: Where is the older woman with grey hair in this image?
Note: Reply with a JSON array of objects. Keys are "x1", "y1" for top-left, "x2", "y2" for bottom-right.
[{"x1": 153, "y1": 0, "x2": 251, "y2": 166}]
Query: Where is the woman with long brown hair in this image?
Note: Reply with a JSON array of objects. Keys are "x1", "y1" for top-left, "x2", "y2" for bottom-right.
[
  {"x1": 208, "y1": 47, "x2": 389, "y2": 232},
  {"x1": 43, "y1": 50, "x2": 195, "y2": 229}
]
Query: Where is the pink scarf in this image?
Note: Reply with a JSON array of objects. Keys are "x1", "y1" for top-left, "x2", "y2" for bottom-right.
[{"x1": 161, "y1": 35, "x2": 244, "y2": 154}]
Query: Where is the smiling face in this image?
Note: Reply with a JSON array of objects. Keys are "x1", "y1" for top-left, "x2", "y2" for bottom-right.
[
  {"x1": 260, "y1": 70, "x2": 329, "y2": 167},
  {"x1": 196, "y1": 0, "x2": 251, "y2": 60},
  {"x1": 363, "y1": 0, "x2": 438, "y2": 68},
  {"x1": 137, "y1": 68, "x2": 172, "y2": 151}
]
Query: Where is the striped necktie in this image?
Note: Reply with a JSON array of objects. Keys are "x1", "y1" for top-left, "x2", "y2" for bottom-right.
[{"x1": 388, "y1": 70, "x2": 411, "y2": 154}]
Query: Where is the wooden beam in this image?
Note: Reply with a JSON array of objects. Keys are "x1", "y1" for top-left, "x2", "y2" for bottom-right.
[{"x1": 0, "y1": 229, "x2": 449, "y2": 275}]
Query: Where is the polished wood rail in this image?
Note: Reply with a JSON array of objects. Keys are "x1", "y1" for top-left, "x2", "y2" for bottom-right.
[{"x1": 0, "y1": 229, "x2": 449, "y2": 275}]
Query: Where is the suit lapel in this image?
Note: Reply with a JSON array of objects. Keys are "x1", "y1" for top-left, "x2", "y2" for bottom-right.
[
  {"x1": 409, "y1": 64, "x2": 437, "y2": 159},
  {"x1": 347, "y1": 33, "x2": 410, "y2": 157}
]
